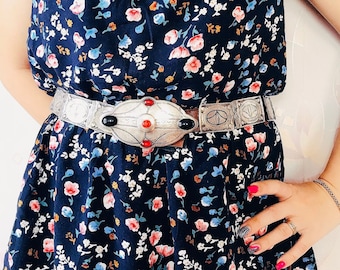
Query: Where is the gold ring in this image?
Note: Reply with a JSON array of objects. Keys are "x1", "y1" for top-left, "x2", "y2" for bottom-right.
[{"x1": 285, "y1": 221, "x2": 297, "y2": 235}]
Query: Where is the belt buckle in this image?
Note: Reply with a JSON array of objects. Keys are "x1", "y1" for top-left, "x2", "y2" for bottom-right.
[{"x1": 96, "y1": 97, "x2": 198, "y2": 149}]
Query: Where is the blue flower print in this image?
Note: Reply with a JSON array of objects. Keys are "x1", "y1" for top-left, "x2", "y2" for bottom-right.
[
  {"x1": 89, "y1": 220, "x2": 105, "y2": 232},
  {"x1": 118, "y1": 34, "x2": 132, "y2": 49},
  {"x1": 180, "y1": 157, "x2": 193, "y2": 171},
  {"x1": 4, "y1": 0, "x2": 316, "y2": 269},
  {"x1": 94, "y1": 262, "x2": 107, "y2": 270},
  {"x1": 153, "y1": 13, "x2": 168, "y2": 25},
  {"x1": 201, "y1": 195, "x2": 217, "y2": 207},
  {"x1": 265, "y1": 5, "x2": 275, "y2": 18},
  {"x1": 135, "y1": 20, "x2": 146, "y2": 34},
  {"x1": 246, "y1": 1, "x2": 257, "y2": 12},
  {"x1": 259, "y1": 63, "x2": 268, "y2": 73},
  {"x1": 207, "y1": 147, "x2": 219, "y2": 160},
  {"x1": 93, "y1": 0, "x2": 110, "y2": 10},
  {"x1": 216, "y1": 256, "x2": 227, "y2": 268},
  {"x1": 61, "y1": 169, "x2": 74, "y2": 180},
  {"x1": 211, "y1": 165, "x2": 224, "y2": 178},
  {"x1": 88, "y1": 45, "x2": 103, "y2": 60},
  {"x1": 61, "y1": 206, "x2": 75, "y2": 221},
  {"x1": 177, "y1": 209, "x2": 188, "y2": 222},
  {"x1": 83, "y1": 26, "x2": 99, "y2": 39}
]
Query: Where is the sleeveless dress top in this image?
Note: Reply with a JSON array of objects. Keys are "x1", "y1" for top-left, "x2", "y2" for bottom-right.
[{"x1": 4, "y1": 0, "x2": 317, "y2": 269}]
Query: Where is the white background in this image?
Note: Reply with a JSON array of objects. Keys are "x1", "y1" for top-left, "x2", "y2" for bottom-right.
[{"x1": 1, "y1": 0, "x2": 340, "y2": 268}]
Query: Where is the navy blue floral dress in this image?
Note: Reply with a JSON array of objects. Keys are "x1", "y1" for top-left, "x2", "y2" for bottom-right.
[{"x1": 4, "y1": 0, "x2": 317, "y2": 269}]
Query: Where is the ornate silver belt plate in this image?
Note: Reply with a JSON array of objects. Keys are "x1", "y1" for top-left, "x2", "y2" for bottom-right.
[{"x1": 51, "y1": 88, "x2": 275, "y2": 149}]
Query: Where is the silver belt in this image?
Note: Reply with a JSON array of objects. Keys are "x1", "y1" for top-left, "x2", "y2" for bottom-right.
[{"x1": 51, "y1": 88, "x2": 275, "y2": 149}]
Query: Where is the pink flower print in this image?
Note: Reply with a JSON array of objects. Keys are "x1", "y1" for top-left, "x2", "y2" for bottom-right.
[
  {"x1": 125, "y1": 218, "x2": 140, "y2": 232},
  {"x1": 252, "y1": 54, "x2": 260, "y2": 65},
  {"x1": 167, "y1": 261, "x2": 175, "y2": 270},
  {"x1": 142, "y1": 147, "x2": 154, "y2": 157},
  {"x1": 148, "y1": 251, "x2": 159, "y2": 268},
  {"x1": 155, "y1": 245, "x2": 174, "y2": 257},
  {"x1": 38, "y1": 0, "x2": 45, "y2": 14},
  {"x1": 49, "y1": 136, "x2": 59, "y2": 150},
  {"x1": 74, "y1": 90, "x2": 89, "y2": 98},
  {"x1": 194, "y1": 219, "x2": 209, "y2": 232},
  {"x1": 69, "y1": 0, "x2": 85, "y2": 15},
  {"x1": 253, "y1": 132, "x2": 266, "y2": 144},
  {"x1": 181, "y1": 89, "x2": 195, "y2": 100},
  {"x1": 249, "y1": 81, "x2": 262, "y2": 94},
  {"x1": 112, "y1": 85, "x2": 127, "y2": 93},
  {"x1": 54, "y1": 119, "x2": 64, "y2": 133},
  {"x1": 79, "y1": 221, "x2": 87, "y2": 235},
  {"x1": 28, "y1": 150, "x2": 36, "y2": 164},
  {"x1": 229, "y1": 261, "x2": 236, "y2": 270},
  {"x1": 149, "y1": 230, "x2": 162, "y2": 246},
  {"x1": 244, "y1": 125, "x2": 254, "y2": 134},
  {"x1": 211, "y1": 72, "x2": 224, "y2": 84},
  {"x1": 164, "y1": 29, "x2": 179, "y2": 45},
  {"x1": 125, "y1": 8, "x2": 142, "y2": 22},
  {"x1": 48, "y1": 219, "x2": 55, "y2": 235},
  {"x1": 64, "y1": 181, "x2": 80, "y2": 196},
  {"x1": 222, "y1": 157, "x2": 229, "y2": 169},
  {"x1": 187, "y1": 33, "x2": 204, "y2": 52},
  {"x1": 73, "y1": 32, "x2": 85, "y2": 49},
  {"x1": 174, "y1": 183, "x2": 187, "y2": 198},
  {"x1": 29, "y1": 199, "x2": 40, "y2": 212},
  {"x1": 58, "y1": 134, "x2": 63, "y2": 144},
  {"x1": 229, "y1": 203, "x2": 239, "y2": 214},
  {"x1": 223, "y1": 80, "x2": 235, "y2": 93},
  {"x1": 103, "y1": 192, "x2": 115, "y2": 209},
  {"x1": 46, "y1": 54, "x2": 59, "y2": 69},
  {"x1": 7, "y1": 253, "x2": 13, "y2": 268},
  {"x1": 43, "y1": 238, "x2": 54, "y2": 253},
  {"x1": 232, "y1": 6, "x2": 245, "y2": 23},
  {"x1": 36, "y1": 44, "x2": 45, "y2": 58},
  {"x1": 168, "y1": 46, "x2": 190, "y2": 60},
  {"x1": 104, "y1": 161, "x2": 114, "y2": 176},
  {"x1": 263, "y1": 145, "x2": 270, "y2": 159},
  {"x1": 245, "y1": 137, "x2": 257, "y2": 152},
  {"x1": 183, "y1": 56, "x2": 201, "y2": 73},
  {"x1": 152, "y1": 197, "x2": 163, "y2": 212}
]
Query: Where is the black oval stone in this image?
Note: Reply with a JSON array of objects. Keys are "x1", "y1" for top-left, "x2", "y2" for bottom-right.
[
  {"x1": 178, "y1": 119, "x2": 195, "y2": 130},
  {"x1": 102, "y1": 116, "x2": 118, "y2": 126}
]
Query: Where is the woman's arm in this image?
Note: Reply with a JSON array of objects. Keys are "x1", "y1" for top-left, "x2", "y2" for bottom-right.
[
  {"x1": 308, "y1": 0, "x2": 340, "y2": 33},
  {"x1": 0, "y1": 0, "x2": 52, "y2": 124}
]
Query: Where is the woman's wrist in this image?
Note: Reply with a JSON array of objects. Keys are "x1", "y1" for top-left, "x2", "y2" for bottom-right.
[{"x1": 313, "y1": 178, "x2": 340, "y2": 212}]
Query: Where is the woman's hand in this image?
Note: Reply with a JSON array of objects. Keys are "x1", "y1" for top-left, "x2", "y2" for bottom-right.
[{"x1": 238, "y1": 180, "x2": 340, "y2": 270}]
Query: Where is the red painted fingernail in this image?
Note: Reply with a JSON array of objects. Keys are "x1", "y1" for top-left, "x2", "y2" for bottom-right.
[
  {"x1": 247, "y1": 185, "x2": 259, "y2": 194},
  {"x1": 276, "y1": 261, "x2": 286, "y2": 270}
]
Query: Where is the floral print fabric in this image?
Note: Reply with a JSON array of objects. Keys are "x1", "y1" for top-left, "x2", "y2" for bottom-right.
[{"x1": 4, "y1": 0, "x2": 316, "y2": 269}]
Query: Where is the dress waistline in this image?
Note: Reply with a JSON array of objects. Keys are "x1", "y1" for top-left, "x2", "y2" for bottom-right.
[{"x1": 50, "y1": 88, "x2": 275, "y2": 149}]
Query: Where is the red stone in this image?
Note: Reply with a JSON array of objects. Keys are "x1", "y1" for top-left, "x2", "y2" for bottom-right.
[
  {"x1": 141, "y1": 139, "x2": 153, "y2": 148},
  {"x1": 142, "y1": 119, "x2": 152, "y2": 128},
  {"x1": 144, "y1": 98, "x2": 154, "y2": 106}
]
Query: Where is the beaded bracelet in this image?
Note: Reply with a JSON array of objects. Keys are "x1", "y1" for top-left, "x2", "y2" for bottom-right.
[{"x1": 313, "y1": 179, "x2": 340, "y2": 211}]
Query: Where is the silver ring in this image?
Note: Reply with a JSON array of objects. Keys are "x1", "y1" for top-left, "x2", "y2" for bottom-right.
[{"x1": 285, "y1": 221, "x2": 297, "y2": 235}]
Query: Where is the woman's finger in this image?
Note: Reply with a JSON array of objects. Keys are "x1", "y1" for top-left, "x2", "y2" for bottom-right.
[
  {"x1": 246, "y1": 221, "x2": 298, "y2": 255},
  {"x1": 238, "y1": 180, "x2": 295, "y2": 238},
  {"x1": 248, "y1": 179, "x2": 294, "y2": 201},
  {"x1": 274, "y1": 236, "x2": 313, "y2": 270}
]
